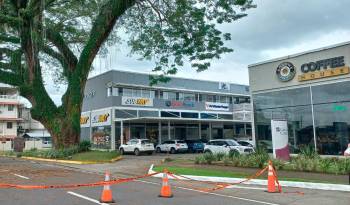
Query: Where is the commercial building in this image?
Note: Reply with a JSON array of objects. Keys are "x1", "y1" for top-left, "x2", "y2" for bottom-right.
[
  {"x1": 249, "y1": 42, "x2": 350, "y2": 155},
  {"x1": 80, "y1": 70, "x2": 252, "y2": 150}
]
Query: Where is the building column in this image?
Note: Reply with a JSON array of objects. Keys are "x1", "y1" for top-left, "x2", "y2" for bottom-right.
[
  {"x1": 158, "y1": 121, "x2": 162, "y2": 144},
  {"x1": 244, "y1": 123, "x2": 247, "y2": 137},
  {"x1": 199, "y1": 122, "x2": 202, "y2": 139},
  {"x1": 209, "y1": 122, "x2": 212, "y2": 140},
  {"x1": 111, "y1": 109, "x2": 115, "y2": 150},
  {"x1": 168, "y1": 121, "x2": 171, "y2": 140},
  {"x1": 120, "y1": 121, "x2": 124, "y2": 145}
]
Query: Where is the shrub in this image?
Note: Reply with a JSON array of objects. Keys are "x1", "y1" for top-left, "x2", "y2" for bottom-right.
[
  {"x1": 78, "y1": 141, "x2": 91, "y2": 152},
  {"x1": 271, "y1": 159, "x2": 285, "y2": 170},
  {"x1": 194, "y1": 155, "x2": 206, "y2": 164},
  {"x1": 214, "y1": 152, "x2": 226, "y2": 161},
  {"x1": 203, "y1": 152, "x2": 216, "y2": 164},
  {"x1": 299, "y1": 145, "x2": 319, "y2": 159},
  {"x1": 251, "y1": 147, "x2": 269, "y2": 168}
]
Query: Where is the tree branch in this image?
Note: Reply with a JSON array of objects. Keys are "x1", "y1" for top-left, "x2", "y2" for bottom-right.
[
  {"x1": 46, "y1": 27, "x2": 78, "y2": 71},
  {"x1": 0, "y1": 34, "x2": 20, "y2": 44},
  {"x1": 0, "y1": 13, "x2": 22, "y2": 26},
  {"x1": 0, "y1": 70, "x2": 21, "y2": 86},
  {"x1": 77, "y1": 0, "x2": 136, "y2": 76}
]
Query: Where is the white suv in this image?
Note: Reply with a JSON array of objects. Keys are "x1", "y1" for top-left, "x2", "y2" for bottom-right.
[
  {"x1": 119, "y1": 139, "x2": 155, "y2": 156},
  {"x1": 156, "y1": 140, "x2": 188, "y2": 154},
  {"x1": 204, "y1": 139, "x2": 254, "y2": 155}
]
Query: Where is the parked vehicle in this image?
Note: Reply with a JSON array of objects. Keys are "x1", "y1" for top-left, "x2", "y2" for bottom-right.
[
  {"x1": 119, "y1": 139, "x2": 155, "y2": 156},
  {"x1": 156, "y1": 140, "x2": 188, "y2": 154},
  {"x1": 237, "y1": 140, "x2": 254, "y2": 147},
  {"x1": 185, "y1": 139, "x2": 205, "y2": 153},
  {"x1": 204, "y1": 139, "x2": 254, "y2": 155}
]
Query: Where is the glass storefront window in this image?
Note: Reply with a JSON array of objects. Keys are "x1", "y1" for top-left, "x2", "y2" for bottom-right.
[
  {"x1": 184, "y1": 93, "x2": 196, "y2": 101},
  {"x1": 312, "y1": 81, "x2": 350, "y2": 155},
  {"x1": 92, "y1": 126, "x2": 111, "y2": 149},
  {"x1": 253, "y1": 87, "x2": 314, "y2": 154}
]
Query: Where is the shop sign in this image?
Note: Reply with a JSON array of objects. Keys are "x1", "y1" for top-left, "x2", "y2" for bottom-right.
[
  {"x1": 276, "y1": 62, "x2": 296, "y2": 82},
  {"x1": 121, "y1": 96, "x2": 153, "y2": 107},
  {"x1": 219, "y1": 82, "x2": 230, "y2": 90},
  {"x1": 333, "y1": 105, "x2": 347, "y2": 112},
  {"x1": 271, "y1": 120, "x2": 290, "y2": 161},
  {"x1": 91, "y1": 110, "x2": 111, "y2": 126},
  {"x1": 80, "y1": 112, "x2": 90, "y2": 127},
  {"x1": 205, "y1": 102, "x2": 229, "y2": 111},
  {"x1": 298, "y1": 56, "x2": 349, "y2": 81},
  {"x1": 165, "y1": 100, "x2": 194, "y2": 108},
  {"x1": 298, "y1": 66, "x2": 349, "y2": 82}
]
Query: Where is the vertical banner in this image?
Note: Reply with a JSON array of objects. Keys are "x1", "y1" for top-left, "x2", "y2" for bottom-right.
[{"x1": 271, "y1": 120, "x2": 290, "y2": 161}]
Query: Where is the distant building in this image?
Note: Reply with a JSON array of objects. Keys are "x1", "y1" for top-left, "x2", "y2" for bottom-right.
[
  {"x1": 81, "y1": 70, "x2": 252, "y2": 150},
  {"x1": 0, "y1": 83, "x2": 51, "y2": 151}
]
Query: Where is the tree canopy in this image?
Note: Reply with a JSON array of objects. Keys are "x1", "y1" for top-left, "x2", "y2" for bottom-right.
[{"x1": 0, "y1": 0, "x2": 255, "y2": 148}]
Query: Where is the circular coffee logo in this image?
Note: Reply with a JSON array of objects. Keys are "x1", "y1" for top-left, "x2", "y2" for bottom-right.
[{"x1": 276, "y1": 62, "x2": 296, "y2": 82}]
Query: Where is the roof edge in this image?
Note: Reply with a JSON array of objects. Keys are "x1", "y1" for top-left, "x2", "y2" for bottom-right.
[{"x1": 248, "y1": 41, "x2": 350, "y2": 68}]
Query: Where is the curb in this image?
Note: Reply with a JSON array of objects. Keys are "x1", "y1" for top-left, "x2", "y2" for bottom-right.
[
  {"x1": 21, "y1": 156, "x2": 123, "y2": 165},
  {"x1": 148, "y1": 164, "x2": 350, "y2": 192}
]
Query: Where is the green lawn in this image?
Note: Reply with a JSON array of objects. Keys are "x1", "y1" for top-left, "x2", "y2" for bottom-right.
[
  {"x1": 70, "y1": 151, "x2": 120, "y2": 162},
  {"x1": 153, "y1": 165, "x2": 343, "y2": 184}
]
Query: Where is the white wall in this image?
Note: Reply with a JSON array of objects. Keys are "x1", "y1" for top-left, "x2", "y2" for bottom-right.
[
  {"x1": 24, "y1": 140, "x2": 44, "y2": 150},
  {"x1": 0, "y1": 141, "x2": 12, "y2": 151},
  {"x1": 0, "y1": 104, "x2": 18, "y2": 118},
  {"x1": 0, "y1": 122, "x2": 17, "y2": 136}
]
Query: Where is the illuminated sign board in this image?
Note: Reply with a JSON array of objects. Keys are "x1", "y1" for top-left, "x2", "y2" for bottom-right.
[
  {"x1": 298, "y1": 56, "x2": 349, "y2": 81},
  {"x1": 205, "y1": 102, "x2": 229, "y2": 111},
  {"x1": 121, "y1": 97, "x2": 153, "y2": 107}
]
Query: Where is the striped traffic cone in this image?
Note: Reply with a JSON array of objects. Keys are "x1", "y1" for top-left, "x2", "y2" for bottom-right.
[
  {"x1": 267, "y1": 160, "x2": 278, "y2": 193},
  {"x1": 159, "y1": 170, "x2": 173, "y2": 198},
  {"x1": 100, "y1": 171, "x2": 115, "y2": 203}
]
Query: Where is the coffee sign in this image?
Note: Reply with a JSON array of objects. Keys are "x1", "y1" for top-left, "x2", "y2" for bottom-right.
[
  {"x1": 80, "y1": 112, "x2": 90, "y2": 127},
  {"x1": 91, "y1": 110, "x2": 111, "y2": 126},
  {"x1": 121, "y1": 96, "x2": 153, "y2": 107}
]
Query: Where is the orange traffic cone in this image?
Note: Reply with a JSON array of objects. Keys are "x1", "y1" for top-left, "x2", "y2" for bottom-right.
[
  {"x1": 159, "y1": 170, "x2": 173, "y2": 198},
  {"x1": 100, "y1": 171, "x2": 115, "y2": 203},
  {"x1": 267, "y1": 160, "x2": 278, "y2": 193}
]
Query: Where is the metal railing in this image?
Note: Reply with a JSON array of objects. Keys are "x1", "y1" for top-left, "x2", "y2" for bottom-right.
[
  {"x1": 0, "y1": 95, "x2": 18, "y2": 100},
  {"x1": 232, "y1": 103, "x2": 252, "y2": 111}
]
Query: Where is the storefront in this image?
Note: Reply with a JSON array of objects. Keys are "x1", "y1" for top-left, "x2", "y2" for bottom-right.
[
  {"x1": 249, "y1": 42, "x2": 350, "y2": 155},
  {"x1": 80, "y1": 70, "x2": 252, "y2": 150}
]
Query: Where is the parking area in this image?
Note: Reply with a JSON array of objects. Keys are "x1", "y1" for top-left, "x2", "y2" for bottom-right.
[{"x1": 1, "y1": 157, "x2": 350, "y2": 205}]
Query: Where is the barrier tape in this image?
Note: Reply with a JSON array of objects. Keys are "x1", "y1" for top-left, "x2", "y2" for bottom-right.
[
  {"x1": 167, "y1": 166, "x2": 268, "y2": 192},
  {"x1": 0, "y1": 172, "x2": 159, "y2": 190}
]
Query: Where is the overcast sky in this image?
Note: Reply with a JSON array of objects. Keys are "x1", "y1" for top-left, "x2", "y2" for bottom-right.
[{"x1": 44, "y1": 0, "x2": 350, "y2": 105}]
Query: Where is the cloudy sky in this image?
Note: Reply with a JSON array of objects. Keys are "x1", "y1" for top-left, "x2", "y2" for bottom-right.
[{"x1": 45, "y1": 0, "x2": 350, "y2": 105}]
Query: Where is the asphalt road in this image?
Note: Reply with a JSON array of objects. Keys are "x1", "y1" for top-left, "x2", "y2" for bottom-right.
[{"x1": 0, "y1": 157, "x2": 349, "y2": 205}]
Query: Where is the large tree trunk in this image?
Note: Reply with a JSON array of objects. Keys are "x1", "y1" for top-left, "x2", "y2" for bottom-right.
[{"x1": 49, "y1": 118, "x2": 80, "y2": 149}]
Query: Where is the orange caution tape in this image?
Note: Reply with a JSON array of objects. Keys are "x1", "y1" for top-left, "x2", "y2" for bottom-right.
[{"x1": 0, "y1": 172, "x2": 159, "y2": 190}]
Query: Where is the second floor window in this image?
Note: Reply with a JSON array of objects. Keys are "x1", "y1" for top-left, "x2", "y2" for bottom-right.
[
  {"x1": 7, "y1": 122, "x2": 12, "y2": 129},
  {"x1": 8, "y1": 105, "x2": 14, "y2": 111},
  {"x1": 122, "y1": 88, "x2": 155, "y2": 98}
]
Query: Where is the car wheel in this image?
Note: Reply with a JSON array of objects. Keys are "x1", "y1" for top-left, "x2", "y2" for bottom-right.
[
  {"x1": 204, "y1": 149, "x2": 212, "y2": 154},
  {"x1": 134, "y1": 148, "x2": 140, "y2": 156},
  {"x1": 119, "y1": 148, "x2": 124, "y2": 155},
  {"x1": 156, "y1": 147, "x2": 161, "y2": 153},
  {"x1": 170, "y1": 148, "x2": 176, "y2": 154}
]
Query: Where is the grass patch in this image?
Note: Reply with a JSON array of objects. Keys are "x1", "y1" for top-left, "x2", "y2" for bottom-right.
[
  {"x1": 154, "y1": 165, "x2": 345, "y2": 184},
  {"x1": 71, "y1": 150, "x2": 120, "y2": 162}
]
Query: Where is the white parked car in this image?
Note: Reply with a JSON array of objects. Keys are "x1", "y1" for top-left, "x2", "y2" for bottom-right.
[
  {"x1": 156, "y1": 140, "x2": 188, "y2": 154},
  {"x1": 119, "y1": 139, "x2": 155, "y2": 156},
  {"x1": 204, "y1": 139, "x2": 254, "y2": 155}
]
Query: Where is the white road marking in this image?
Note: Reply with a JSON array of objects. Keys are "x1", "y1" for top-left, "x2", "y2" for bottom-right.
[
  {"x1": 13, "y1": 174, "x2": 30, "y2": 180},
  {"x1": 135, "y1": 179, "x2": 279, "y2": 205},
  {"x1": 0, "y1": 169, "x2": 9, "y2": 172},
  {"x1": 67, "y1": 191, "x2": 109, "y2": 205}
]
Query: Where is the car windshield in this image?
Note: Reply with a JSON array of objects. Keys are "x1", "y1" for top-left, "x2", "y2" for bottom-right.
[
  {"x1": 177, "y1": 140, "x2": 185, "y2": 144},
  {"x1": 226, "y1": 140, "x2": 239, "y2": 146},
  {"x1": 141, "y1": 140, "x2": 151, "y2": 144}
]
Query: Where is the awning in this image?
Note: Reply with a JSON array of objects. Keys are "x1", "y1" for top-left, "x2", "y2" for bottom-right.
[{"x1": 23, "y1": 131, "x2": 51, "y2": 138}]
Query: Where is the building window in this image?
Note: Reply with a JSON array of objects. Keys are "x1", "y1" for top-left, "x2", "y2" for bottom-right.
[
  {"x1": 122, "y1": 88, "x2": 155, "y2": 98},
  {"x1": 8, "y1": 105, "x2": 14, "y2": 111},
  {"x1": 181, "y1": 112, "x2": 199, "y2": 119},
  {"x1": 123, "y1": 88, "x2": 133, "y2": 97},
  {"x1": 178, "y1": 93, "x2": 184, "y2": 101},
  {"x1": 7, "y1": 122, "x2": 13, "y2": 129},
  {"x1": 107, "y1": 87, "x2": 112, "y2": 97},
  {"x1": 205, "y1": 95, "x2": 216, "y2": 102},
  {"x1": 163, "y1": 91, "x2": 177, "y2": 100},
  {"x1": 184, "y1": 93, "x2": 195, "y2": 102},
  {"x1": 219, "y1": 96, "x2": 230, "y2": 103}
]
